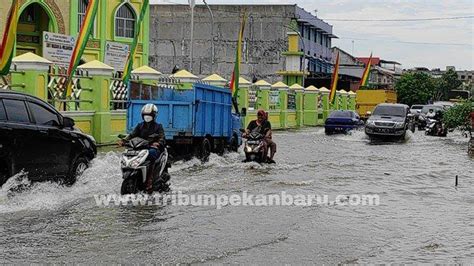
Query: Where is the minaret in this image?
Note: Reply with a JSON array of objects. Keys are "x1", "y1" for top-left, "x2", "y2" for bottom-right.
[{"x1": 277, "y1": 31, "x2": 306, "y2": 86}]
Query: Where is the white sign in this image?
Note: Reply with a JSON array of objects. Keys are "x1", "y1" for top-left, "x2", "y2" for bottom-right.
[
  {"x1": 42, "y1": 31, "x2": 75, "y2": 68},
  {"x1": 104, "y1": 41, "x2": 130, "y2": 72}
]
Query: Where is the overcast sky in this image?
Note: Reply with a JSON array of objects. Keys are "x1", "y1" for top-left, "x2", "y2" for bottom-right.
[{"x1": 150, "y1": 0, "x2": 474, "y2": 70}]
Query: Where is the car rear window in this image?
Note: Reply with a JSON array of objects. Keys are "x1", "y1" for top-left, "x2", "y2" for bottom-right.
[
  {"x1": 421, "y1": 105, "x2": 443, "y2": 114},
  {"x1": 3, "y1": 99, "x2": 30, "y2": 123},
  {"x1": 329, "y1": 111, "x2": 353, "y2": 118},
  {"x1": 373, "y1": 105, "x2": 406, "y2": 117},
  {"x1": 0, "y1": 100, "x2": 6, "y2": 121}
]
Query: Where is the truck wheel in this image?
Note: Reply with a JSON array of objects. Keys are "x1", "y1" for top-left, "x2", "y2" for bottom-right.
[
  {"x1": 201, "y1": 138, "x2": 212, "y2": 161},
  {"x1": 230, "y1": 135, "x2": 239, "y2": 152}
]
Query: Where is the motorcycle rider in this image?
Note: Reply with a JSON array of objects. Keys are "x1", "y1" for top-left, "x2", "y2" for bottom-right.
[
  {"x1": 119, "y1": 103, "x2": 165, "y2": 193},
  {"x1": 244, "y1": 109, "x2": 276, "y2": 163}
]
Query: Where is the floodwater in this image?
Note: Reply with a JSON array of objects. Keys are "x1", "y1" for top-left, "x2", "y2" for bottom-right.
[{"x1": 0, "y1": 129, "x2": 473, "y2": 264}]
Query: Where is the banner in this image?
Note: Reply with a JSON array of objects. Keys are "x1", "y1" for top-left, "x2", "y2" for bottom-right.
[
  {"x1": 104, "y1": 41, "x2": 130, "y2": 72},
  {"x1": 43, "y1": 32, "x2": 75, "y2": 68}
]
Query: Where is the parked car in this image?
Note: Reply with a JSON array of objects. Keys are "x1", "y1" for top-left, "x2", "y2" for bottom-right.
[
  {"x1": 0, "y1": 90, "x2": 96, "y2": 187},
  {"x1": 417, "y1": 104, "x2": 445, "y2": 130},
  {"x1": 325, "y1": 110, "x2": 364, "y2": 135},
  {"x1": 365, "y1": 103, "x2": 414, "y2": 140}
]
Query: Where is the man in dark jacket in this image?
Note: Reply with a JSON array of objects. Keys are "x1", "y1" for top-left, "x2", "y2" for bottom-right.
[{"x1": 119, "y1": 104, "x2": 165, "y2": 193}]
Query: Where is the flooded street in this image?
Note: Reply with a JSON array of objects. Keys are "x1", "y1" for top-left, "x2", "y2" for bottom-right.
[{"x1": 0, "y1": 128, "x2": 473, "y2": 264}]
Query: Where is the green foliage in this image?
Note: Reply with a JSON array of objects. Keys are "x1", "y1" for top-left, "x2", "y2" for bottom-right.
[
  {"x1": 433, "y1": 69, "x2": 463, "y2": 101},
  {"x1": 395, "y1": 69, "x2": 465, "y2": 106},
  {"x1": 443, "y1": 100, "x2": 473, "y2": 132},
  {"x1": 395, "y1": 72, "x2": 434, "y2": 106}
]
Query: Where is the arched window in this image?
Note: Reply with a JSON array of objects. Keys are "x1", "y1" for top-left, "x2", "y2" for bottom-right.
[
  {"x1": 78, "y1": 0, "x2": 95, "y2": 34},
  {"x1": 115, "y1": 4, "x2": 135, "y2": 38}
]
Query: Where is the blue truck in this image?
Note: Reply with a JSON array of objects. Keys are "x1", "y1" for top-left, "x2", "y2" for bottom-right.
[{"x1": 127, "y1": 81, "x2": 244, "y2": 159}]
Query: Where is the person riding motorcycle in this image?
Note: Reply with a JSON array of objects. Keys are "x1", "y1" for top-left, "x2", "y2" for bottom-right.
[
  {"x1": 119, "y1": 104, "x2": 165, "y2": 193},
  {"x1": 244, "y1": 109, "x2": 276, "y2": 163}
]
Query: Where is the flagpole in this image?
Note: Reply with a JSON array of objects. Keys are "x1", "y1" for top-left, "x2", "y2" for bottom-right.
[{"x1": 189, "y1": 0, "x2": 195, "y2": 72}]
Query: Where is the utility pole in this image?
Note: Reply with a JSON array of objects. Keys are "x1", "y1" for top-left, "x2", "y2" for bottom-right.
[
  {"x1": 188, "y1": 0, "x2": 195, "y2": 72},
  {"x1": 203, "y1": 0, "x2": 215, "y2": 72}
]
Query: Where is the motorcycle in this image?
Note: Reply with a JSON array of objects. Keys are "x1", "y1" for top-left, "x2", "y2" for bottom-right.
[
  {"x1": 242, "y1": 131, "x2": 268, "y2": 163},
  {"x1": 425, "y1": 118, "x2": 447, "y2": 137},
  {"x1": 119, "y1": 135, "x2": 171, "y2": 195}
]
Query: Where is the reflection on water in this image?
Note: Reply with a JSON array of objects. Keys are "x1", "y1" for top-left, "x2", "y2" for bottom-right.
[{"x1": 0, "y1": 129, "x2": 472, "y2": 264}]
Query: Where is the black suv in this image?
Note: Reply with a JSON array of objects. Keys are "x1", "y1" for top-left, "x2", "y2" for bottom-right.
[
  {"x1": 365, "y1": 103, "x2": 414, "y2": 140},
  {"x1": 0, "y1": 90, "x2": 96, "y2": 186}
]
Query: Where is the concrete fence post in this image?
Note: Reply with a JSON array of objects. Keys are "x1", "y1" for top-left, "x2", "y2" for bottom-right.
[
  {"x1": 319, "y1": 87, "x2": 330, "y2": 122},
  {"x1": 10, "y1": 52, "x2": 51, "y2": 100},
  {"x1": 303, "y1": 85, "x2": 318, "y2": 126},
  {"x1": 77, "y1": 60, "x2": 114, "y2": 144},
  {"x1": 132, "y1": 65, "x2": 162, "y2": 86},
  {"x1": 272, "y1": 81, "x2": 289, "y2": 128},
  {"x1": 170, "y1": 69, "x2": 199, "y2": 89}
]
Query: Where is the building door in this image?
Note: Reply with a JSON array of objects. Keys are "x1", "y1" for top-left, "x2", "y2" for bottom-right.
[{"x1": 16, "y1": 3, "x2": 54, "y2": 56}]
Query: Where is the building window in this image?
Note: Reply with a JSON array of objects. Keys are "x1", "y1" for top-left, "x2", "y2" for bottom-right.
[
  {"x1": 115, "y1": 3, "x2": 136, "y2": 38},
  {"x1": 78, "y1": 0, "x2": 95, "y2": 35},
  {"x1": 300, "y1": 25, "x2": 305, "y2": 38},
  {"x1": 19, "y1": 5, "x2": 36, "y2": 23}
]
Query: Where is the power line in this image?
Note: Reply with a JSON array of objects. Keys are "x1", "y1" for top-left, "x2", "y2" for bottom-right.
[{"x1": 338, "y1": 37, "x2": 472, "y2": 47}]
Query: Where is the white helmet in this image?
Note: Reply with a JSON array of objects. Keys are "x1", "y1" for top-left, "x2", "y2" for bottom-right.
[{"x1": 141, "y1": 103, "x2": 158, "y2": 119}]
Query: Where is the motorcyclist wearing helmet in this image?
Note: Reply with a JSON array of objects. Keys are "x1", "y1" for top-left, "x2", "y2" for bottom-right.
[
  {"x1": 244, "y1": 109, "x2": 276, "y2": 163},
  {"x1": 119, "y1": 103, "x2": 165, "y2": 193}
]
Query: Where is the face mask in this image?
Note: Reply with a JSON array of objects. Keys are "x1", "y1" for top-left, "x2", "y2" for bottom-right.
[{"x1": 143, "y1": 115, "x2": 153, "y2": 122}]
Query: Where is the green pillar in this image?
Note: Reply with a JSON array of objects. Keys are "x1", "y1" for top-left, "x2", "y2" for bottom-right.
[
  {"x1": 255, "y1": 80, "x2": 271, "y2": 111},
  {"x1": 10, "y1": 53, "x2": 51, "y2": 100},
  {"x1": 77, "y1": 60, "x2": 114, "y2": 144},
  {"x1": 131, "y1": 65, "x2": 162, "y2": 86},
  {"x1": 290, "y1": 84, "x2": 304, "y2": 127},
  {"x1": 348, "y1": 91, "x2": 357, "y2": 110},
  {"x1": 303, "y1": 86, "x2": 318, "y2": 126},
  {"x1": 340, "y1": 90, "x2": 348, "y2": 110},
  {"x1": 335, "y1": 90, "x2": 342, "y2": 110},
  {"x1": 238, "y1": 77, "x2": 251, "y2": 112},
  {"x1": 251, "y1": 80, "x2": 271, "y2": 127},
  {"x1": 170, "y1": 69, "x2": 199, "y2": 89},
  {"x1": 320, "y1": 87, "x2": 331, "y2": 121},
  {"x1": 272, "y1": 81, "x2": 289, "y2": 128}
]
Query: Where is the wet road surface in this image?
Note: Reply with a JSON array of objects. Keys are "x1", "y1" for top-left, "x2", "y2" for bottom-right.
[{"x1": 0, "y1": 128, "x2": 473, "y2": 263}]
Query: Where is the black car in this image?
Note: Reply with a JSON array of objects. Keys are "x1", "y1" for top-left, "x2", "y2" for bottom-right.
[
  {"x1": 0, "y1": 90, "x2": 96, "y2": 187},
  {"x1": 324, "y1": 110, "x2": 364, "y2": 135},
  {"x1": 365, "y1": 103, "x2": 414, "y2": 140}
]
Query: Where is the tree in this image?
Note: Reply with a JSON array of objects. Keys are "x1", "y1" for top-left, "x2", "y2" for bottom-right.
[
  {"x1": 395, "y1": 72, "x2": 435, "y2": 106},
  {"x1": 433, "y1": 69, "x2": 462, "y2": 101},
  {"x1": 443, "y1": 100, "x2": 473, "y2": 134}
]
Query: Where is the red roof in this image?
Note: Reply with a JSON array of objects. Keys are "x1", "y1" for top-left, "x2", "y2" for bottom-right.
[{"x1": 356, "y1": 57, "x2": 380, "y2": 66}]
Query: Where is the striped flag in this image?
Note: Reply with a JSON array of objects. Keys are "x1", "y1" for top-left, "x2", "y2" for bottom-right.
[
  {"x1": 229, "y1": 12, "x2": 247, "y2": 98},
  {"x1": 357, "y1": 53, "x2": 372, "y2": 91},
  {"x1": 123, "y1": 0, "x2": 149, "y2": 83},
  {"x1": 0, "y1": 0, "x2": 19, "y2": 75},
  {"x1": 65, "y1": 0, "x2": 99, "y2": 97},
  {"x1": 329, "y1": 51, "x2": 340, "y2": 103}
]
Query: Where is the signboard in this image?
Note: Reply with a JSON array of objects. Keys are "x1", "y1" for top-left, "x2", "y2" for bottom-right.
[
  {"x1": 42, "y1": 31, "x2": 75, "y2": 68},
  {"x1": 269, "y1": 90, "x2": 280, "y2": 110},
  {"x1": 104, "y1": 41, "x2": 129, "y2": 72}
]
